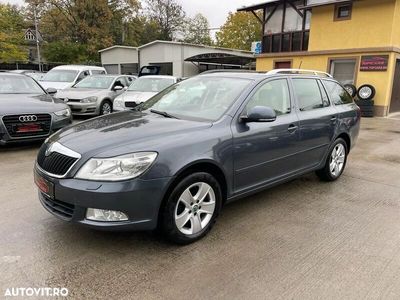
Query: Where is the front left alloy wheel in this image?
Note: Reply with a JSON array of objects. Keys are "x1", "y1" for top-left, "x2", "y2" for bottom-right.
[{"x1": 160, "y1": 172, "x2": 222, "y2": 244}]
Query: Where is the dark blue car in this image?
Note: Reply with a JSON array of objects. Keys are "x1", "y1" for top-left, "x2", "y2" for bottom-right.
[{"x1": 34, "y1": 70, "x2": 361, "y2": 244}]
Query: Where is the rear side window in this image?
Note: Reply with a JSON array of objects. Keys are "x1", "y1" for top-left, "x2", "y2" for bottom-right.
[
  {"x1": 92, "y1": 70, "x2": 106, "y2": 75},
  {"x1": 246, "y1": 79, "x2": 291, "y2": 116},
  {"x1": 324, "y1": 80, "x2": 353, "y2": 105},
  {"x1": 292, "y1": 78, "x2": 328, "y2": 111}
]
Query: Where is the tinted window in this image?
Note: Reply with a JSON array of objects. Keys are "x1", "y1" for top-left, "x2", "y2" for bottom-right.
[
  {"x1": 246, "y1": 79, "x2": 291, "y2": 116},
  {"x1": 324, "y1": 80, "x2": 353, "y2": 105},
  {"x1": 42, "y1": 70, "x2": 78, "y2": 82},
  {"x1": 292, "y1": 79, "x2": 326, "y2": 111}
]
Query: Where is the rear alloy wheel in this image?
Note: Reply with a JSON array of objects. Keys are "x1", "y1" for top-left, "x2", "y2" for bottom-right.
[
  {"x1": 161, "y1": 172, "x2": 222, "y2": 244},
  {"x1": 316, "y1": 138, "x2": 348, "y2": 181},
  {"x1": 100, "y1": 101, "x2": 112, "y2": 115}
]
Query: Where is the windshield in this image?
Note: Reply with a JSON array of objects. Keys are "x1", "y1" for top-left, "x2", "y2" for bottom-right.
[
  {"x1": 74, "y1": 76, "x2": 114, "y2": 89},
  {"x1": 140, "y1": 76, "x2": 251, "y2": 121},
  {"x1": 0, "y1": 75, "x2": 45, "y2": 94},
  {"x1": 128, "y1": 77, "x2": 174, "y2": 93},
  {"x1": 42, "y1": 70, "x2": 78, "y2": 82}
]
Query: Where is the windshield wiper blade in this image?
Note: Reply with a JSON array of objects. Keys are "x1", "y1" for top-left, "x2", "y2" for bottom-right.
[{"x1": 150, "y1": 109, "x2": 179, "y2": 119}]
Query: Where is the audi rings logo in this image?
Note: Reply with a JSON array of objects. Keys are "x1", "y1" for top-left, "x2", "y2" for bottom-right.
[{"x1": 19, "y1": 115, "x2": 38, "y2": 122}]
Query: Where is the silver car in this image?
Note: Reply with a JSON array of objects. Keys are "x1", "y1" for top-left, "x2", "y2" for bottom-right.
[
  {"x1": 56, "y1": 75, "x2": 136, "y2": 116},
  {"x1": 113, "y1": 75, "x2": 179, "y2": 111}
]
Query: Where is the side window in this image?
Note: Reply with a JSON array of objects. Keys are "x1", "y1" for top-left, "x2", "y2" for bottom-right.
[
  {"x1": 323, "y1": 80, "x2": 353, "y2": 105},
  {"x1": 92, "y1": 70, "x2": 106, "y2": 75},
  {"x1": 76, "y1": 70, "x2": 89, "y2": 82},
  {"x1": 246, "y1": 79, "x2": 291, "y2": 116},
  {"x1": 292, "y1": 78, "x2": 327, "y2": 111}
]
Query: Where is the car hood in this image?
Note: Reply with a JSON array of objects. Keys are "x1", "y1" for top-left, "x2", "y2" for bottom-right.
[
  {"x1": 117, "y1": 91, "x2": 157, "y2": 103},
  {"x1": 0, "y1": 94, "x2": 67, "y2": 115},
  {"x1": 56, "y1": 88, "x2": 106, "y2": 99},
  {"x1": 39, "y1": 81, "x2": 73, "y2": 90},
  {"x1": 51, "y1": 111, "x2": 212, "y2": 155}
]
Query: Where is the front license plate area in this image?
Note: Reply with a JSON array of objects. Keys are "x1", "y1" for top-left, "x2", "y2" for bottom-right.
[{"x1": 34, "y1": 171, "x2": 54, "y2": 199}]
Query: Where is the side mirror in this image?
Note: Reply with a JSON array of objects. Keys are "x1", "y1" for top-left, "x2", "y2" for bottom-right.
[
  {"x1": 240, "y1": 106, "x2": 277, "y2": 123},
  {"x1": 113, "y1": 85, "x2": 124, "y2": 91},
  {"x1": 46, "y1": 87, "x2": 57, "y2": 95}
]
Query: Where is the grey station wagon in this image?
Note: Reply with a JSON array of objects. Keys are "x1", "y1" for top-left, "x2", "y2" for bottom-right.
[{"x1": 34, "y1": 69, "x2": 361, "y2": 244}]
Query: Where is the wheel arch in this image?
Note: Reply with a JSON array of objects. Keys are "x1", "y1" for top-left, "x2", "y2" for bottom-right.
[
  {"x1": 157, "y1": 160, "x2": 229, "y2": 226},
  {"x1": 336, "y1": 132, "x2": 351, "y2": 153}
]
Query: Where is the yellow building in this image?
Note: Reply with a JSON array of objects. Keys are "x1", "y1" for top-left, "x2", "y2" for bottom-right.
[{"x1": 239, "y1": 0, "x2": 400, "y2": 116}]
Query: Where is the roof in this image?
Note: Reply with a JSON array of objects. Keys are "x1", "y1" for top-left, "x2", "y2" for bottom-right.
[
  {"x1": 51, "y1": 65, "x2": 105, "y2": 71},
  {"x1": 138, "y1": 40, "x2": 253, "y2": 56},
  {"x1": 237, "y1": 0, "x2": 280, "y2": 12},
  {"x1": 98, "y1": 45, "x2": 138, "y2": 53},
  {"x1": 238, "y1": 0, "x2": 356, "y2": 11},
  {"x1": 137, "y1": 75, "x2": 178, "y2": 80}
]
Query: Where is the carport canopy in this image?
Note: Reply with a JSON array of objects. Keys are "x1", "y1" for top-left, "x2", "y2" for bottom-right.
[{"x1": 185, "y1": 52, "x2": 255, "y2": 68}]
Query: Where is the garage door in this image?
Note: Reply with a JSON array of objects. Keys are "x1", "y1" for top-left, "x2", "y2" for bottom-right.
[{"x1": 103, "y1": 64, "x2": 119, "y2": 74}]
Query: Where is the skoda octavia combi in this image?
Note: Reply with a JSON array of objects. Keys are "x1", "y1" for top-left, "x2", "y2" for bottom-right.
[{"x1": 34, "y1": 70, "x2": 360, "y2": 244}]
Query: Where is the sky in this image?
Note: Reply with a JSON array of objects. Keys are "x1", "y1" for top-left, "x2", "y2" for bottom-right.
[{"x1": 0, "y1": 0, "x2": 263, "y2": 30}]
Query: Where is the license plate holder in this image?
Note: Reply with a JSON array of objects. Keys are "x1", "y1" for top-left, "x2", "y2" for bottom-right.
[
  {"x1": 17, "y1": 123, "x2": 43, "y2": 133},
  {"x1": 34, "y1": 170, "x2": 54, "y2": 199}
]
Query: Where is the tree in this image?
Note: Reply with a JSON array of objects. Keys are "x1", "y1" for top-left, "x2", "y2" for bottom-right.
[
  {"x1": 183, "y1": 13, "x2": 212, "y2": 45},
  {"x1": 145, "y1": 0, "x2": 186, "y2": 40},
  {"x1": 216, "y1": 11, "x2": 262, "y2": 51},
  {"x1": 0, "y1": 4, "x2": 28, "y2": 62},
  {"x1": 42, "y1": 41, "x2": 88, "y2": 63}
]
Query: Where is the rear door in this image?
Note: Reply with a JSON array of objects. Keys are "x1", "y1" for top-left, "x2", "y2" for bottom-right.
[
  {"x1": 290, "y1": 77, "x2": 338, "y2": 169},
  {"x1": 232, "y1": 78, "x2": 301, "y2": 192}
]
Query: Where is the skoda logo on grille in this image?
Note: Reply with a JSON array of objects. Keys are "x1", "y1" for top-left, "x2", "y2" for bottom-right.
[
  {"x1": 45, "y1": 143, "x2": 54, "y2": 157},
  {"x1": 19, "y1": 115, "x2": 37, "y2": 122}
]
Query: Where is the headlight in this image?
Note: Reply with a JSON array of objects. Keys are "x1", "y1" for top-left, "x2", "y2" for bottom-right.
[
  {"x1": 114, "y1": 99, "x2": 123, "y2": 108},
  {"x1": 81, "y1": 96, "x2": 97, "y2": 103},
  {"x1": 54, "y1": 108, "x2": 71, "y2": 117},
  {"x1": 75, "y1": 152, "x2": 158, "y2": 181}
]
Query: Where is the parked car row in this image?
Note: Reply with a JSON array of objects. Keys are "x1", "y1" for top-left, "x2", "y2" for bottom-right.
[{"x1": 0, "y1": 64, "x2": 180, "y2": 145}]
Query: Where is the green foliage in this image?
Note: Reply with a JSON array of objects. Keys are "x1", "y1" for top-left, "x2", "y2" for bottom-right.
[
  {"x1": 216, "y1": 11, "x2": 262, "y2": 51},
  {"x1": 183, "y1": 13, "x2": 212, "y2": 46},
  {"x1": 42, "y1": 41, "x2": 88, "y2": 64},
  {"x1": 0, "y1": 4, "x2": 28, "y2": 62}
]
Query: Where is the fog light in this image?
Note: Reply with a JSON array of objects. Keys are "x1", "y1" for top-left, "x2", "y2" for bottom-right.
[{"x1": 86, "y1": 208, "x2": 128, "y2": 222}]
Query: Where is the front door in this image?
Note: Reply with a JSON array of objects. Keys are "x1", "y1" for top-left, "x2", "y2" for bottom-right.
[
  {"x1": 390, "y1": 60, "x2": 400, "y2": 113},
  {"x1": 232, "y1": 78, "x2": 301, "y2": 193}
]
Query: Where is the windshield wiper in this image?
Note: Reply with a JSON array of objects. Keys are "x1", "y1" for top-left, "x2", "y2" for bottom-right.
[{"x1": 150, "y1": 109, "x2": 179, "y2": 119}]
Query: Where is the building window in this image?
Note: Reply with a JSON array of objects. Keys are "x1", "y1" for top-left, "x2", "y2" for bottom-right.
[
  {"x1": 262, "y1": 1, "x2": 310, "y2": 54},
  {"x1": 25, "y1": 31, "x2": 35, "y2": 41},
  {"x1": 274, "y1": 61, "x2": 292, "y2": 69},
  {"x1": 329, "y1": 59, "x2": 357, "y2": 85},
  {"x1": 334, "y1": 4, "x2": 352, "y2": 21}
]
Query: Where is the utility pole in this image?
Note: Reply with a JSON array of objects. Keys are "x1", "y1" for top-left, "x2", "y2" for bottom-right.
[{"x1": 34, "y1": 6, "x2": 42, "y2": 72}]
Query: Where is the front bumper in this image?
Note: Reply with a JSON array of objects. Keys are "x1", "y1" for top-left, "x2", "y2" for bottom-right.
[
  {"x1": 0, "y1": 116, "x2": 71, "y2": 145},
  {"x1": 67, "y1": 102, "x2": 98, "y2": 115},
  {"x1": 35, "y1": 166, "x2": 171, "y2": 231}
]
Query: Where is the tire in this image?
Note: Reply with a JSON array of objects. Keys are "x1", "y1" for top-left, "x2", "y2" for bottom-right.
[
  {"x1": 100, "y1": 100, "x2": 112, "y2": 115},
  {"x1": 355, "y1": 99, "x2": 374, "y2": 107},
  {"x1": 344, "y1": 84, "x2": 357, "y2": 98},
  {"x1": 357, "y1": 84, "x2": 376, "y2": 101},
  {"x1": 316, "y1": 138, "x2": 348, "y2": 182},
  {"x1": 160, "y1": 172, "x2": 222, "y2": 244}
]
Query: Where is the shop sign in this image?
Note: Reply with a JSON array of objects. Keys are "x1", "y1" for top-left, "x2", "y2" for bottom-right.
[{"x1": 360, "y1": 55, "x2": 389, "y2": 71}]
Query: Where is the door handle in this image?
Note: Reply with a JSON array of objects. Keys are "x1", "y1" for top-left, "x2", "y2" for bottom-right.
[{"x1": 288, "y1": 124, "x2": 298, "y2": 133}]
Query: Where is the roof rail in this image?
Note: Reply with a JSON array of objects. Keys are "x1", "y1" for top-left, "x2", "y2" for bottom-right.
[
  {"x1": 200, "y1": 69, "x2": 260, "y2": 75},
  {"x1": 266, "y1": 69, "x2": 333, "y2": 78}
]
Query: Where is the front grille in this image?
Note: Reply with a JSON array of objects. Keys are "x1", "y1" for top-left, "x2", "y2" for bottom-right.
[
  {"x1": 41, "y1": 194, "x2": 75, "y2": 220},
  {"x1": 2, "y1": 114, "x2": 51, "y2": 138},
  {"x1": 125, "y1": 101, "x2": 138, "y2": 108},
  {"x1": 37, "y1": 144, "x2": 78, "y2": 176},
  {"x1": 66, "y1": 99, "x2": 81, "y2": 103}
]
